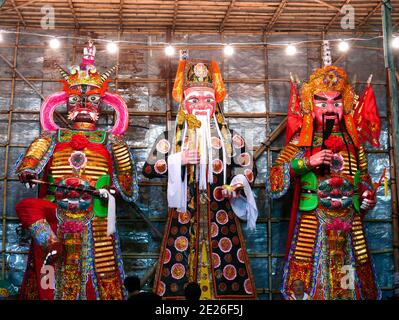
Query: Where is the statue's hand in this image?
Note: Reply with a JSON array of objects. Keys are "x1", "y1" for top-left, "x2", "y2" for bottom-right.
[
  {"x1": 182, "y1": 150, "x2": 200, "y2": 165},
  {"x1": 308, "y1": 149, "x2": 333, "y2": 168},
  {"x1": 361, "y1": 190, "x2": 377, "y2": 211},
  {"x1": 18, "y1": 171, "x2": 38, "y2": 189}
]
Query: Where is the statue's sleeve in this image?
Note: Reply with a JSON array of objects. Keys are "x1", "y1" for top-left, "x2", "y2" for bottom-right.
[
  {"x1": 15, "y1": 130, "x2": 56, "y2": 175},
  {"x1": 142, "y1": 131, "x2": 170, "y2": 179},
  {"x1": 229, "y1": 131, "x2": 259, "y2": 230},
  {"x1": 108, "y1": 134, "x2": 139, "y2": 202},
  {"x1": 229, "y1": 131, "x2": 257, "y2": 186},
  {"x1": 268, "y1": 136, "x2": 306, "y2": 199}
]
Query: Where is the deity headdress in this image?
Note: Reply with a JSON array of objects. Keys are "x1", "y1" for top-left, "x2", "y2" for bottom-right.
[
  {"x1": 39, "y1": 41, "x2": 129, "y2": 135},
  {"x1": 297, "y1": 65, "x2": 360, "y2": 148},
  {"x1": 172, "y1": 59, "x2": 226, "y2": 104}
]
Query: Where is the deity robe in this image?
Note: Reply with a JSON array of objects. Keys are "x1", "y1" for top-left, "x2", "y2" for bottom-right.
[
  {"x1": 15, "y1": 129, "x2": 138, "y2": 300},
  {"x1": 143, "y1": 124, "x2": 257, "y2": 299},
  {"x1": 269, "y1": 130, "x2": 381, "y2": 300}
]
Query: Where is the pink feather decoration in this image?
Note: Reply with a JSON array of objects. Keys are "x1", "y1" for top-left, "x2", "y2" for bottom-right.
[
  {"x1": 102, "y1": 92, "x2": 129, "y2": 135},
  {"x1": 40, "y1": 91, "x2": 68, "y2": 131}
]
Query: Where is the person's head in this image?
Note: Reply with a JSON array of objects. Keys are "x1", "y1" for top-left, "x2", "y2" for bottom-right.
[
  {"x1": 184, "y1": 282, "x2": 202, "y2": 301},
  {"x1": 292, "y1": 279, "x2": 305, "y2": 297},
  {"x1": 124, "y1": 276, "x2": 141, "y2": 294}
]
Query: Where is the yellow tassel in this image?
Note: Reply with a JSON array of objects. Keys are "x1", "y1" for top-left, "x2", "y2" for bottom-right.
[{"x1": 384, "y1": 176, "x2": 389, "y2": 197}]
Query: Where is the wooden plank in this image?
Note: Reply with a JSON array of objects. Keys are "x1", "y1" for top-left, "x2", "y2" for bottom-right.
[
  {"x1": 10, "y1": 0, "x2": 27, "y2": 27},
  {"x1": 324, "y1": 0, "x2": 351, "y2": 32},
  {"x1": 219, "y1": 0, "x2": 235, "y2": 32},
  {"x1": 68, "y1": 0, "x2": 80, "y2": 28},
  {"x1": 264, "y1": 0, "x2": 288, "y2": 33}
]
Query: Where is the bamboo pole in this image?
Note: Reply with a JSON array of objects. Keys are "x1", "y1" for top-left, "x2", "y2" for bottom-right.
[
  {"x1": 0, "y1": 53, "x2": 69, "y2": 127},
  {"x1": 165, "y1": 28, "x2": 173, "y2": 131},
  {"x1": 140, "y1": 261, "x2": 158, "y2": 287},
  {"x1": 1, "y1": 23, "x2": 19, "y2": 280},
  {"x1": 263, "y1": 31, "x2": 273, "y2": 300},
  {"x1": 382, "y1": 0, "x2": 399, "y2": 298},
  {"x1": 253, "y1": 117, "x2": 287, "y2": 161}
]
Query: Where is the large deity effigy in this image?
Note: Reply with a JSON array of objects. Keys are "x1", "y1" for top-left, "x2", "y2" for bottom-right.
[{"x1": 15, "y1": 41, "x2": 138, "y2": 300}]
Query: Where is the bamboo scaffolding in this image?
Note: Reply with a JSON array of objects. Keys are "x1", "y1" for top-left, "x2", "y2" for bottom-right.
[
  {"x1": 0, "y1": 0, "x2": 390, "y2": 33},
  {"x1": 1, "y1": 23, "x2": 19, "y2": 279},
  {"x1": 383, "y1": 1, "x2": 399, "y2": 298}
]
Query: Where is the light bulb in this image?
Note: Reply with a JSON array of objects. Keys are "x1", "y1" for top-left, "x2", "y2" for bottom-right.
[
  {"x1": 223, "y1": 44, "x2": 234, "y2": 56},
  {"x1": 338, "y1": 40, "x2": 349, "y2": 52},
  {"x1": 392, "y1": 37, "x2": 399, "y2": 49},
  {"x1": 286, "y1": 45, "x2": 297, "y2": 56},
  {"x1": 49, "y1": 38, "x2": 60, "y2": 49},
  {"x1": 107, "y1": 41, "x2": 118, "y2": 54},
  {"x1": 165, "y1": 45, "x2": 175, "y2": 56}
]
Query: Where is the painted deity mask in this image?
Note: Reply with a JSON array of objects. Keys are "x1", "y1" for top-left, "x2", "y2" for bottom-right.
[
  {"x1": 312, "y1": 91, "x2": 344, "y2": 130},
  {"x1": 183, "y1": 87, "x2": 216, "y2": 119}
]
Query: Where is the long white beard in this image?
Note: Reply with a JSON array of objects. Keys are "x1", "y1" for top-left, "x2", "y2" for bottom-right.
[{"x1": 194, "y1": 110, "x2": 213, "y2": 191}]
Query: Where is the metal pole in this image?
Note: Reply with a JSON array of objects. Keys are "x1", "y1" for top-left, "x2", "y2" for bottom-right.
[{"x1": 381, "y1": 0, "x2": 399, "y2": 298}]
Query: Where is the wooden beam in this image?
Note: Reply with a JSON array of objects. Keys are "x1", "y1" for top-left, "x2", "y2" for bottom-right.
[
  {"x1": 254, "y1": 117, "x2": 287, "y2": 160},
  {"x1": 172, "y1": 0, "x2": 179, "y2": 32},
  {"x1": 264, "y1": 0, "x2": 288, "y2": 33},
  {"x1": 219, "y1": 0, "x2": 236, "y2": 32},
  {"x1": 324, "y1": 0, "x2": 351, "y2": 32},
  {"x1": 67, "y1": 0, "x2": 79, "y2": 29},
  {"x1": 0, "y1": 0, "x2": 387, "y2": 34},
  {"x1": 118, "y1": 0, "x2": 124, "y2": 31},
  {"x1": 1, "y1": 0, "x2": 42, "y2": 12},
  {"x1": 140, "y1": 262, "x2": 159, "y2": 287},
  {"x1": 10, "y1": 0, "x2": 27, "y2": 27},
  {"x1": 358, "y1": 1, "x2": 382, "y2": 27},
  {"x1": 311, "y1": 0, "x2": 341, "y2": 12}
]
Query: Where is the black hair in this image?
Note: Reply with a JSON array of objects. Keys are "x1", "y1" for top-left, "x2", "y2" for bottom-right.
[
  {"x1": 124, "y1": 276, "x2": 141, "y2": 293},
  {"x1": 184, "y1": 282, "x2": 202, "y2": 301}
]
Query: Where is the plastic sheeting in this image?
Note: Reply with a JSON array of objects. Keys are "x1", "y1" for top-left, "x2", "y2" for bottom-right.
[{"x1": 0, "y1": 30, "x2": 395, "y2": 299}]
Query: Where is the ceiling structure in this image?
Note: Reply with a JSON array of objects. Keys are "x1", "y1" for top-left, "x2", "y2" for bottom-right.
[{"x1": 0, "y1": 0, "x2": 398, "y2": 34}]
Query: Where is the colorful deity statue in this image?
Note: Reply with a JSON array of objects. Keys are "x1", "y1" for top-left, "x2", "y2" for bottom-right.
[
  {"x1": 269, "y1": 65, "x2": 382, "y2": 300},
  {"x1": 143, "y1": 58, "x2": 258, "y2": 299},
  {"x1": 14, "y1": 41, "x2": 138, "y2": 300}
]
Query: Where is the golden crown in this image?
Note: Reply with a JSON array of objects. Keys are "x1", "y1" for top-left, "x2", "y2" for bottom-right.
[{"x1": 301, "y1": 65, "x2": 355, "y2": 115}]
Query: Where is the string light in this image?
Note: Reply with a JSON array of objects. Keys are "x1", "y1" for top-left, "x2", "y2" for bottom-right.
[
  {"x1": 392, "y1": 37, "x2": 399, "y2": 49},
  {"x1": 0, "y1": 29, "x2": 386, "y2": 54},
  {"x1": 107, "y1": 41, "x2": 118, "y2": 53},
  {"x1": 49, "y1": 37, "x2": 60, "y2": 49},
  {"x1": 0, "y1": 31, "x2": 3, "y2": 42},
  {"x1": 223, "y1": 44, "x2": 234, "y2": 56},
  {"x1": 286, "y1": 45, "x2": 297, "y2": 56},
  {"x1": 0, "y1": 29, "x2": 384, "y2": 46},
  {"x1": 338, "y1": 40, "x2": 350, "y2": 52},
  {"x1": 164, "y1": 45, "x2": 175, "y2": 56}
]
